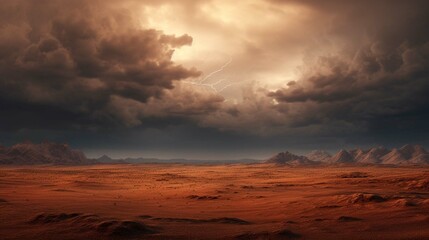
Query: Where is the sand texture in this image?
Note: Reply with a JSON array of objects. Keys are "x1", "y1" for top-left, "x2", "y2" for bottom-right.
[{"x1": 1, "y1": 164, "x2": 429, "y2": 239}]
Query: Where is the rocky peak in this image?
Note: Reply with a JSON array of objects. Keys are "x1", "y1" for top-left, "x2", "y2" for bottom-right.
[
  {"x1": 265, "y1": 151, "x2": 312, "y2": 165},
  {"x1": 331, "y1": 149, "x2": 355, "y2": 163}
]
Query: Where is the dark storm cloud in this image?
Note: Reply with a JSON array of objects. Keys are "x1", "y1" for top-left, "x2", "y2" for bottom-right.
[
  {"x1": 98, "y1": 85, "x2": 224, "y2": 127},
  {"x1": 1, "y1": 0, "x2": 429, "y2": 158},
  {"x1": 0, "y1": 0, "x2": 200, "y2": 130},
  {"x1": 267, "y1": 0, "x2": 429, "y2": 138}
]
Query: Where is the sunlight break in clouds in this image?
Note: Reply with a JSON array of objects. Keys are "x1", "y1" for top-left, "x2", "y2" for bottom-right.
[{"x1": 139, "y1": 0, "x2": 307, "y2": 99}]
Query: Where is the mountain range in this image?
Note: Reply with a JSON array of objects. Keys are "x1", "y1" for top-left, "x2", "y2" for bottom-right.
[
  {"x1": 266, "y1": 144, "x2": 429, "y2": 165},
  {"x1": 0, "y1": 141, "x2": 95, "y2": 165},
  {"x1": 1, "y1": 141, "x2": 429, "y2": 166}
]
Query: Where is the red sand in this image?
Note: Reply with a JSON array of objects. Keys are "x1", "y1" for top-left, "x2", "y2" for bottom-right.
[{"x1": 1, "y1": 164, "x2": 429, "y2": 239}]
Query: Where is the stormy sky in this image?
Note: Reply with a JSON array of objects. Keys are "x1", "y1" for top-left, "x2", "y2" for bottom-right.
[{"x1": 1, "y1": 0, "x2": 429, "y2": 159}]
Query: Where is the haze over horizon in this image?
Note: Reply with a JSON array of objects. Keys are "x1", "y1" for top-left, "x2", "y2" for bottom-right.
[{"x1": 1, "y1": 0, "x2": 429, "y2": 159}]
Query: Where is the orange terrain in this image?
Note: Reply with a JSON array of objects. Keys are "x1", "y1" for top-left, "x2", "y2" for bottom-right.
[{"x1": 1, "y1": 164, "x2": 429, "y2": 239}]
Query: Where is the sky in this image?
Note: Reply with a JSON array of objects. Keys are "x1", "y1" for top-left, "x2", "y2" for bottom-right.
[{"x1": 0, "y1": 0, "x2": 429, "y2": 159}]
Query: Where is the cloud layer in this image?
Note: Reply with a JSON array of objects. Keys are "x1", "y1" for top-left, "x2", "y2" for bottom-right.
[
  {"x1": 267, "y1": 0, "x2": 429, "y2": 137},
  {"x1": 1, "y1": 0, "x2": 429, "y2": 156},
  {"x1": 0, "y1": 0, "x2": 199, "y2": 130}
]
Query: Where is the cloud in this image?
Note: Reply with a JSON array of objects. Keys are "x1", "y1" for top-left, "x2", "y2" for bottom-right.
[
  {"x1": 0, "y1": 0, "x2": 200, "y2": 130},
  {"x1": 145, "y1": 0, "x2": 429, "y2": 141},
  {"x1": 97, "y1": 83, "x2": 225, "y2": 127},
  {"x1": 1, "y1": 0, "x2": 429, "y2": 154},
  {"x1": 266, "y1": 0, "x2": 429, "y2": 138}
]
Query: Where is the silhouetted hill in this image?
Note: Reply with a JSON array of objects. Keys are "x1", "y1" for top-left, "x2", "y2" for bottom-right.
[
  {"x1": 265, "y1": 151, "x2": 316, "y2": 165},
  {"x1": 306, "y1": 150, "x2": 332, "y2": 162},
  {"x1": 0, "y1": 141, "x2": 95, "y2": 165},
  {"x1": 331, "y1": 150, "x2": 355, "y2": 163},
  {"x1": 269, "y1": 145, "x2": 429, "y2": 166},
  {"x1": 323, "y1": 145, "x2": 429, "y2": 165}
]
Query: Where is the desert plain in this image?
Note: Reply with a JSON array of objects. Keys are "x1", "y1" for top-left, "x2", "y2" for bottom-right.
[{"x1": 1, "y1": 164, "x2": 429, "y2": 240}]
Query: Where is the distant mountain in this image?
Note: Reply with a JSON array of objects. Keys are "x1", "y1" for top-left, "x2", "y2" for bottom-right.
[
  {"x1": 400, "y1": 144, "x2": 427, "y2": 159},
  {"x1": 399, "y1": 144, "x2": 429, "y2": 164},
  {"x1": 349, "y1": 148, "x2": 365, "y2": 161},
  {"x1": 0, "y1": 141, "x2": 95, "y2": 165},
  {"x1": 306, "y1": 150, "x2": 332, "y2": 162},
  {"x1": 381, "y1": 148, "x2": 408, "y2": 164},
  {"x1": 96, "y1": 155, "x2": 127, "y2": 164},
  {"x1": 331, "y1": 150, "x2": 355, "y2": 163},
  {"x1": 380, "y1": 145, "x2": 429, "y2": 165},
  {"x1": 270, "y1": 144, "x2": 429, "y2": 166},
  {"x1": 356, "y1": 147, "x2": 389, "y2": 164},
  {"x1": 265, "y1": 151, "x2": 316, "y2": 165},
  {"x1": 97, "y1": 155, "x2": 113, "y2": 162},
  {"x1": 335, "y1": 145, "x2": 429, "y2": 165}
]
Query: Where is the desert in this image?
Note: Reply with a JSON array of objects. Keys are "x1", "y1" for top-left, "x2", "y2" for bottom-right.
[
  {"x1": 2, "y1": 1, "x2": 429, "y2": 239},
  {"x1": 2, "y1": 163, "x2": 429, "y2": 239}
]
